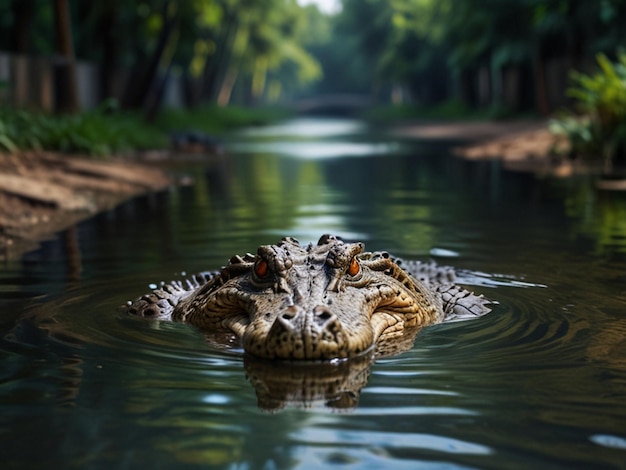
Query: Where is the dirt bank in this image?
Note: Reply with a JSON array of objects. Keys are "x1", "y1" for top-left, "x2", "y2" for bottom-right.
[
  {"x1": 394, "y1": 119, "x2": 573, "y2": 175},
  {"x1": 0, "y1": 151, "x2": 172, "y2": 262}
]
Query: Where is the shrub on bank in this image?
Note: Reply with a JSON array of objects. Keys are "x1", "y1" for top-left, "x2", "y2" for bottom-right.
[
  {"x1": 550, "y1": 52, "x2": 626, "y2": 172},
  {"x1": 0, "y1": 102, "x2": 166, "y2": 156},
  {"x1": 0, "y1": 102, "x2": 290, "y2": 156},
  {"x1": 156, "y1": 104, "x2": 291, "y2": 134}
]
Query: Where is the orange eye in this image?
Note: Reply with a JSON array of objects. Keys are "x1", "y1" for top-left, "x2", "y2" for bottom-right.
[
  {"x1": 254, "y1": 259, "x2": 269, "y2": 278},
  {"x1": 347, "y1": 257, "x2": 360, "y2": 277}
]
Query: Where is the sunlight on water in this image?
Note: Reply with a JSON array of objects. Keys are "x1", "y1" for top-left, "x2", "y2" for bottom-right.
[
  {"x1": 363, "y1": 386, "x2": 459, "y2": 396},
  {"x1": 290, "y1": 428, "x2": 492, "y2": 455},
  {"x1": 590, "y1": 434, "x2": 626, "y2": 450},
  {"x1": 287, "y1": 427, "x2": 492, "y2": 469},
  {"x1": 239, "y1": 117, "x2": 365, "y2": 138},
  {"x1": 231, "y1": 117, "x2": 401, "y2": 159},
  {"x1": 229, "y1": 140, "x2": 400, "y2": 159}
]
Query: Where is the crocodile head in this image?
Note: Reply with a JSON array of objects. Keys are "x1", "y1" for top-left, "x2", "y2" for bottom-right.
[{"x1": 172, "y1": 235, "x2": 444, "y2": 360}]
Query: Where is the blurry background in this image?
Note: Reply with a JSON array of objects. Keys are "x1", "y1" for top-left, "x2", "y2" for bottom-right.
[{"x1": 2, "y1": 0, "x2": 625, "y2": 116}]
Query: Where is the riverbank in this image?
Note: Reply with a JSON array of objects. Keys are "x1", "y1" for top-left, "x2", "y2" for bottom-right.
[
  {"x1": 394, "y1": 119, "x2": 571, "y2": 173},
  {"x1": 0, "y1": 151, "x2": 172, "y2": 262}
]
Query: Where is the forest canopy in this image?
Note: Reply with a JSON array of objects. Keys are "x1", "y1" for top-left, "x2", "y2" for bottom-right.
[{"x1": 1, "y1": 0, "x2": 625, "y2": 114}]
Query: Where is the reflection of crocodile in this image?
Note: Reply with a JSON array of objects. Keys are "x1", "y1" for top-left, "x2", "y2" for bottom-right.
[
  {"x1": 127, "y1": 235, "x2": 491, "y2": 360},
  {"x1": 244, "y1": 353, "x2": 374, "y2": 411},
  {"x1": 244, "y1": 323, "x2": 428, "y2": 410}
]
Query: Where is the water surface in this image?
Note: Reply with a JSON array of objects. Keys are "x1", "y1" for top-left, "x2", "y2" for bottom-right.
[{"x1": 1, "y1": 117, "x2": 626, "y2": 469}]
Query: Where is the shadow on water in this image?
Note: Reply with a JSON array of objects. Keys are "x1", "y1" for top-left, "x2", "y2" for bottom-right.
[{"x1": 2, "y1": 117, "x2": 626, "y2": 468}]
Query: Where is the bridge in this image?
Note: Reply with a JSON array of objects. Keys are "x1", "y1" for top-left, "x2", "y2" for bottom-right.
[{"x1": 288, "y1": 93, "x2": 373, "y2": 116}]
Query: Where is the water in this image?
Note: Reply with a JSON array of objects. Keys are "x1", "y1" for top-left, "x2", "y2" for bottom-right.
[{"x1": 1, "y1": 117, "x2": 626, "y2": 469}]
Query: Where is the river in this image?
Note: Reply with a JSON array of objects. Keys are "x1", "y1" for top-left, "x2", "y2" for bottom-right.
[{"x1": 1, "y1": 117, "x2": 626, "y2": 469}]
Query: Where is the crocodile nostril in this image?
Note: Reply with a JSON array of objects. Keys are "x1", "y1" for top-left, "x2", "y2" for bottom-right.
[
  {"x1": 281, "y1": 306, "x2": 299, "y2": 321},
  {"x1": 313, "y1": 306, "x2": 337, "y2": 327},
  {"x1": 317, "y1": 310, "x2": 332, "y2": 321}
]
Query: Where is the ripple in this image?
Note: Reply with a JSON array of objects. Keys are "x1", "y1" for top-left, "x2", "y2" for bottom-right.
[
  {"x1": 364, "y1": 386, "x2": 458, "y2": 396},
  {"x1": 290, "y1": 428, "x2": 492, "y2": 456},
  {"x1": 353, "y1": 406, "x2": 477, "y2": 417}
]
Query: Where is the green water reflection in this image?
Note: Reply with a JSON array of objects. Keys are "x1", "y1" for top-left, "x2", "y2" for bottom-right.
[{"x1": 1, "y1": 118, "x2": 626, "y2": 469}]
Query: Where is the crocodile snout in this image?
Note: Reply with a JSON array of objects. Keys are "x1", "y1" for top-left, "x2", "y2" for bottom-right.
[{"x1": 257, "y1": 306, "x2": 349, "y2": 360}]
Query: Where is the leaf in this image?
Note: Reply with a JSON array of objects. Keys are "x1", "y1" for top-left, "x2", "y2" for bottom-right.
[{"x1": 0, "y1": 134, "x2": 17, "y2": 152}]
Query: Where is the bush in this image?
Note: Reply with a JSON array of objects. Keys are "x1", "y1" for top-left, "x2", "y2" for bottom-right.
[
  {"x1": 0, "y1": 102, "x2": 167, "y2": 156},
  {"x1": 0, "y1": 102, "x2": 289, "y2": 157},
  {"x1": 154, "y1": 104, "x2": 291, "y2": 134},
  {"x1": 551, "y1": 53, "x2": 626, "y2": 171}
]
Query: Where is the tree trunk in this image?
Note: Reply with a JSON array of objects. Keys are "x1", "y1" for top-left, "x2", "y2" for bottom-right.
[
  {"x1": 217, "y1": 66, "x2": 238, "y2": 106},
  {"x1": 10, "y1": 0, "x2": 35, "y2": 53},
  {"x1": 97, "y1": 1, "x2": 118, "y2": 100},
  {"x1": 121, "y1": 0, "x2": 179, "y2": 111},
  {"x1": 251, "y1": 56, "x2": 268, "y2": 103},
  {"x1": 53, "y1": 0, "x2": 80, "y2": 113},
  {"x1": 202, "y1": 13, "x2": 239, "y2": 103},
  {"x1": 533, "y1": 44, "x2": 550, "y2": 116},
  {"x1": 143, "y1": 34, "x2": 179, "y2": 122},
  {"x1": 458, "y1": 68, "x2": 476, "y2": 108}
]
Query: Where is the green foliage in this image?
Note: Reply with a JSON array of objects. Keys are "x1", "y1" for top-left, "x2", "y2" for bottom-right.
[
  {"x1": 155, "y1": 104, "x2": 292, "y2": 133},
  {"x1": 568, "y1": 53, "x2": 626, "y2": 130},
  {"x1": 549, "y1": 116, "x2": 596, "y2": 155},
  {"x1": 0, "y1": 102, "x2": 167, "y2": 156},
  {"x1": 0, "y1": 1, "x2": 327, "y2": 106},
  {"x1": 0, "y1": 119, "x2": 18, "y2": 153},
  {"x1": 4, "y1": 0, "x2": 626, "y2": 112},
  {"x1": 551, "y1": 53, "x2": 626, "y2": 166},
  {"x1": 310, "y1": 0, "x2": 626, "y2": 111},
  {"x1": 171, "y1": 0, "x2": 324, "y2": 103},
  {"x1": 0, "y1": 103, "x2": 290, "y2": 155}
]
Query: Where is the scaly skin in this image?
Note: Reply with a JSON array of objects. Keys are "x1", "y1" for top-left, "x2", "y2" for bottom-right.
[{"x1": 127, "y1": 234, "x2": 491, "y2": 360}]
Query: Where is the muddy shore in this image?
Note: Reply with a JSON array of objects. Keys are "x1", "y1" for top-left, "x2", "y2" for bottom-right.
[
  {"x1": 0, "y1": 120, "x2": 564, "y2": 262},
  {"x1": 0, "y1": 151, "x2": 172, "y2": 261},
  {"x1": 394, "y1": 119, "x2": 571, "y2": 173},
  {"x1": 396, "y1": 118, "x2": 594, "y2": 181}
]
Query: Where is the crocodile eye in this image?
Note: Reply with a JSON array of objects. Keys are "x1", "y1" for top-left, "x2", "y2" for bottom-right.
[
  {"x1": 254, "y1": 259, "x2": 269, "y2": 278},
  {"x1": 347, "y1": 257, "x2": 360, "y2": 277}
]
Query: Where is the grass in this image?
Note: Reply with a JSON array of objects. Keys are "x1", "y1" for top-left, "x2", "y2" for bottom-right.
[
  {"x1": 0, "y1": 103, "x2": 166, "y2": 156},
  {"x1": 155, "y1": 104, "x2": 292, "y2": 134},
  {"x1": 0, "y1": 101, "x2": 291, "y2": 157}
]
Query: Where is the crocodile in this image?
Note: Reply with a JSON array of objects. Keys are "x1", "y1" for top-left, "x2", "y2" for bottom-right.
[{"x1": 126, "y1": 234, "x2": 491, "y2": 360}]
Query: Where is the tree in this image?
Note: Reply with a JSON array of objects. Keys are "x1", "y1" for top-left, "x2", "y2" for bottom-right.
[
  {"x1": 310, "y1": 0, "x2": 626, "y2": 113},
  {"x1": 53, "y1": 0, "x2": 80, "y2": 113},
  {"x1": 0, "y1": 0, "x2": 327, "y2": 112},
  {"x1": 10, "y1": 0, "x2": 35, "y2": 54}
]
